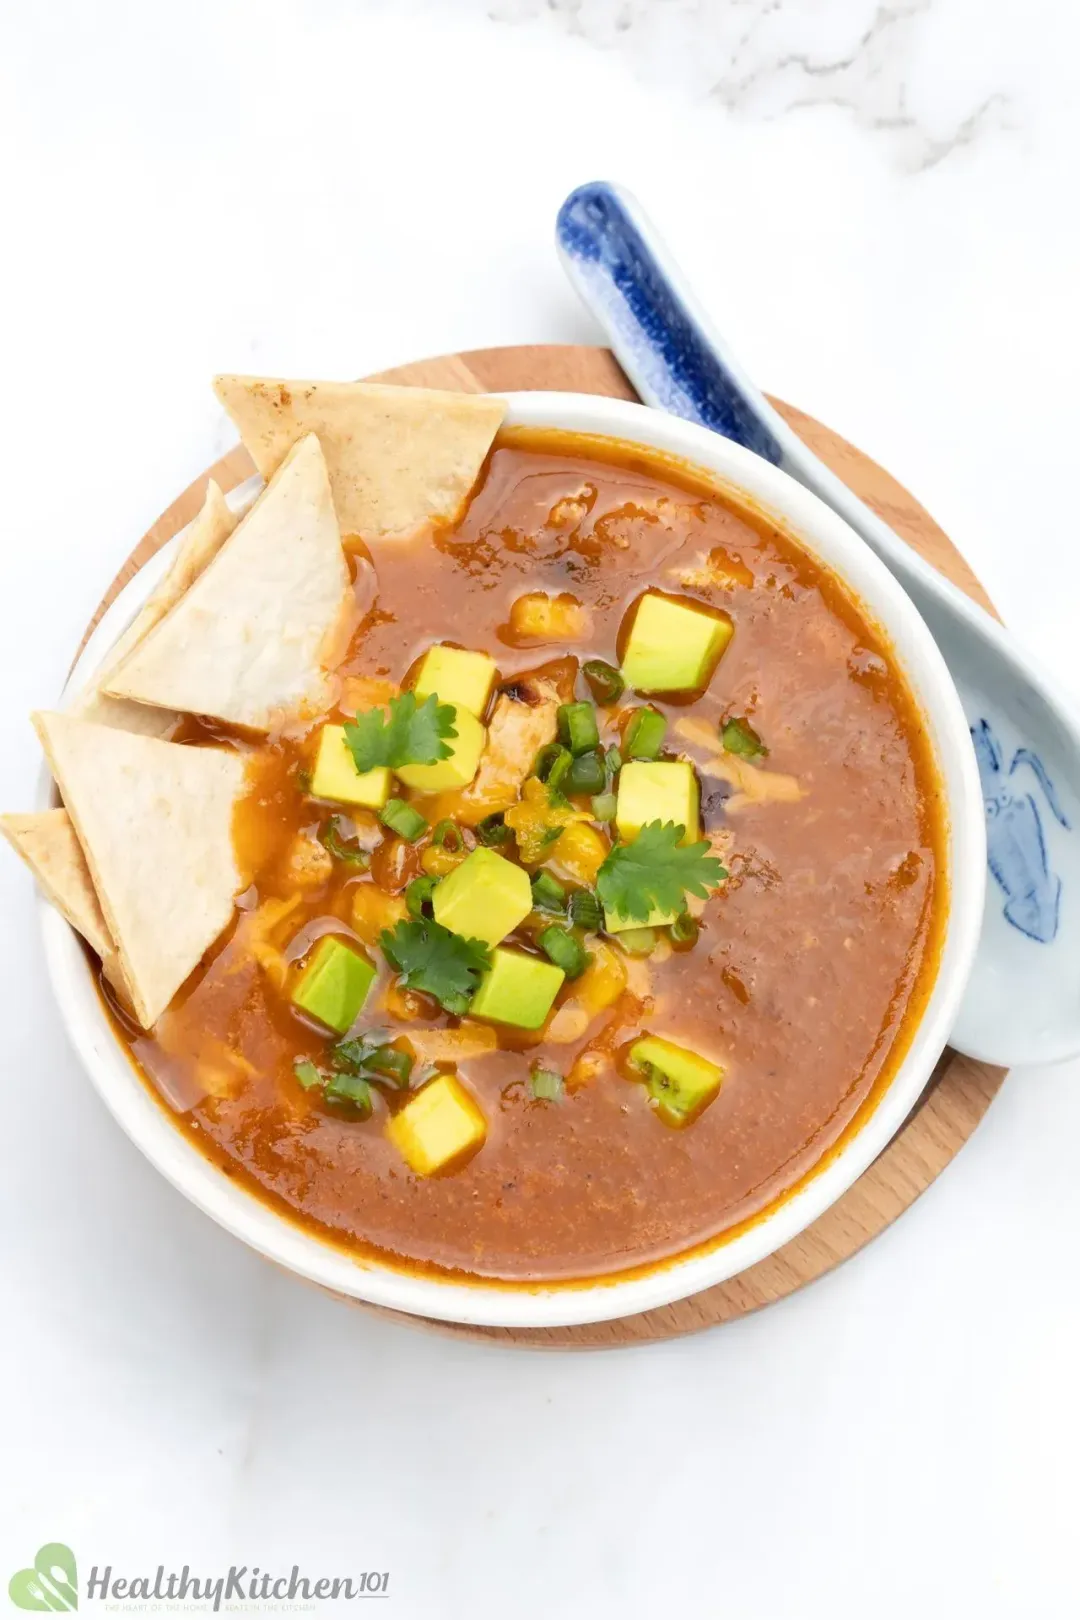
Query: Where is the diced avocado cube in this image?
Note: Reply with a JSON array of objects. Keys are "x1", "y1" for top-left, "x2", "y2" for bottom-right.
[
  {"x1": 620, "y1": 592, "x2": 733, "y2": 692},
  {"x1": 469, "y1": 946, "x2": 565, "y2": 1030},
  {"x1": 630, "y1": 1034, "x2": 724, "y2": 1126},
  {"x1": 310, "y1": 723, "x2": 392, "y2": 809},
  {"x1": 603, "y1": 901, "x2": 680, "y2": 934},
  {"x1": 413, "y1": 645, "x2": 496, "y2": 718},
  {"x1": 395, "y1": 704, "x2": 486, "y2": 792},
  {"x1": 291, "y1": 935, "x2": 376, "y2": 1034},
  {"x1": 387, "y1": 1072, "x2": 487, "y2": 1176},
  {"x1": 433, "y1": 847, "x2": 531, "y2": 947},
  {"x1": 616, "y1": 760, "x2": 700, "y2": 844}
]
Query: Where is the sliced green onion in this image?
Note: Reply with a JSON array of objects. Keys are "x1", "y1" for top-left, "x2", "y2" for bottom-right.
[
  {"x1": 293, "y1": 1057, "x2": 324, "y2": 1090},
  {"x1": 529, "y1": 1066, "x2": 564, "y2": 1102},
  {"x1": 537, "y1": 925, "x2": 589, "y2": 979},
  {"x1": 669, "y1": 912, "x2": 701, "y2": 950},
  {"x1": 590, "y1": 791, "x2": 617, "y2": 823},
  {"x1": 323, "y1": 1069, "x2": 374, "y2": 1117},
  {"x1": 722, "y1": 716, "x2": 767, "y2": 759},
  {"x1": 557, "y1": 701, "x2": 600, "y2": 756},
  {"x1": 381, "y1": 798, "x2": 428, "y2": 841},
  {"x1": 624, "y1": 707, "x2": 666, "y2": 760},
  {"x1": 441, "y1": 990, "x2": 471, "y2": 1018},
  {"x1": 534, "y1": 743, "x2": 573, "y2": 794},
  {"x1": 365, "y1": 1045, "x2": 414, "y2": 1088},
  {"x1": 431, "y1": 818, "x2": 464, "y2": 852},
  {"x1": 531, "y1": 870, "x2": 567, "y2": 913},
  {"x1": 405, "y1": 875, "x2": 438, "y2": 919},
  {"x1": 320, "y1": 816, "x2": 370, "y2": 868},
  {"x1": 582, "y1": 659, "x2": 625, "y2": 706},
  {"x1": 565, "y1": 750, "x2": 606, "y2": 796},
  {"x1": 332, "y1": 1036, "x2": 376, "y2": 1072},
  {"x1": 568, "y1": 889, "x2": 602, "y2": 931},
  {"x1": 616, "y1": 927, "x2": 656, "y2": 957},
  {"x1": 477, "y1": 812, "x2": 511, "y2": 846}
]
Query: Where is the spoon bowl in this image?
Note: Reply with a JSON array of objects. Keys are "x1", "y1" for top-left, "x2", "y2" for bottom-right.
[{"x1": 557, "y1": 180, "x2": 1080, "y2": 1068}]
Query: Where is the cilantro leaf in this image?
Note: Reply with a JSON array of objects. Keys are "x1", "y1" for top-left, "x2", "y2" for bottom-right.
[
  {"x1": 379, "y1": 918, "x2": 492, "y2": 1015},
  {"x1": 596, "y1": 821, "x2": 726, "y2": 925},
  {"x1": 722, "y1": 716, "x2": 767, "y2": 760},
  {"x1": 344, "y1": 691, "x2": 457, "y2": 774}
]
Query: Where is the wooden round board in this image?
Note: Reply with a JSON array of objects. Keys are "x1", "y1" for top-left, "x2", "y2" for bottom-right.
[{"x1": 88, "y1": 344, "x2": 1005, "y2": 1349}]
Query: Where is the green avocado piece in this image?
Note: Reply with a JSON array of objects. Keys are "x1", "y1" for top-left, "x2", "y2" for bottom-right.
[
  {"x1": 630, "y1": 1034, "x2": 724, "y2": 1126},
  {"x1": 432, "y1": 847, "x2": 532, "y2": 947},
  {"x1": 620, "y1": 592, "x2": 733, "y2": 693},
  {"x1": 469, "y1": 946, "x2": 565, "y2": 1030},
  {"x1": 615, "y1": 760, "x2": 700, "y2": 844},
  {"x1": 291, "y1": 935, "x2": 376, "y2": 1034}
]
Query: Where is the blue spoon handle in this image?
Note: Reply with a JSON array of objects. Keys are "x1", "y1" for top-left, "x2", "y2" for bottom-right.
[{"x1": 555, "y1": 179, "x2": 986, "y2": 630}]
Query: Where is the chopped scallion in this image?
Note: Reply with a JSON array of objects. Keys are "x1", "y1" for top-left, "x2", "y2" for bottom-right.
[
  {"x1": 605, "y1": 745, "x2": 623, "y2": 776},
  {"x1": 431, "y1": 818, "x2": 464, "y2": 852},
  {"x1": 531, "y1": 870, "x2": 567, "y2": 913},
  {"x1": 529, "y1": 1066, "x2": 564, "y2": 1102},
  {"x1": 557, "y1": 701, "x2": 601, "y2": 756},
  {"x1": 320, "y1": 816, "x2": 370, "y2": 867},
  {"x1": 381, "y1": 798, "x2": 428, "y2": 842},
  {"x1": 323, "y1": 1070, "x2": 374, "y2": 1117},
  {"x1": 365, "y1": 1045, "x2": 414, "y2": 1088},
  {"x1": 568, "y1": 889, "x2": 603, "y2": 931},
  {"x1": 624, "y1": 707, "x2": 666, "y2": 760},
  {"x1": 565, "y1": 750, "x2": 606, "y2": 796},
  {"x1": 477, "y1": 812, "x2": 511, "y2": 846},
  {"x1": 534, "y1": 743, "x2": 573, "y2": 795},
  {"x1": 293, "y1": 1057, "x2": 324, "y2": 1090},
  {"x1": 537, "y1": 924, "x2": 589, "y2": 979},
  {"x1": 722, "y1": 716, "x2": 767, "y2": 759},
  {"x1": 669, "y1": 911, "x2": 701, "y2": 950},
  {"x1": 582, "y1": 659, "x2": 625, "y2": 706},
  {"x1": 590, "y1": 791, "x2": 617, "y2": 823},
  {"x1": 405, "y1": 875, "x2": 438, "y2": 919}
]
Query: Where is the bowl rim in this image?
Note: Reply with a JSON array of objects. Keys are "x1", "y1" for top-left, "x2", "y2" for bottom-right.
[{"x1": 39, "y1": 390, "x2": 986, "y2": 1329}]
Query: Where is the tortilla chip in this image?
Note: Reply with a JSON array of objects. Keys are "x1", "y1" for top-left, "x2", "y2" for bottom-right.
[
  {"x1": 213, "y1": 375, "x2": 505, "y2": 539},
  {"x1": 33, "y1": 713, "x2": 248, "y2": 1028},
  {"x1": 2, "y1": 808, "x2": 112, "y2": 962},
  {"x1": 0, "y1": 808, "x2": 133, "y2": 1003},
  {"x1": 102, "y1": 435, "x2": 349, "y2": 732},
  {"x1": 71, "y1": 480, "x2": 239, "y2": 737}
]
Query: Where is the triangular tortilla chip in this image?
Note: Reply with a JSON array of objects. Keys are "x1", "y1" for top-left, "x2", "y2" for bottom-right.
[
  {"x1": 2, "y1": 808, "x2": 111, "y2": 963},
  {"x1": 33, "y1": 713, "x2": 248, "y2": 1028},
  {"x1": 213, "y1": 375, "x2": 505, "y2": 539},
  {"x1": 71, "y1": 480, "x2": 239, "y2": 737},
  {"x1": 101, "y1": 435, "x2": 349, "y2": 732},
  {"x1": 0, "y1": 808, "x2": 132, "y2": 1004}
]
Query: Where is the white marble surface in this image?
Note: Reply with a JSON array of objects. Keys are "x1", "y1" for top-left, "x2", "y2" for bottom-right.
[{"x1": 2, "y1": 1, "x2": 1079, "y2": 1614}]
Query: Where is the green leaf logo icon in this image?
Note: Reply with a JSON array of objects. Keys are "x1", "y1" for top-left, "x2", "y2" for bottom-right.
[{"x1": 8, "y1": 1543, "x2": 78, "y2": 1611}]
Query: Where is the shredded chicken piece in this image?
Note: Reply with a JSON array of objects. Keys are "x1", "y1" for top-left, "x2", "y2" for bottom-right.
[
  {"x1": 674, "y1": 717, "x2": 804, "y2": 812},
  {"x1": 458, "y1": 688, "x2": 559, "y2": 820},
  {"x1": 281, "y1": 830, "x2": 333, "y2": 888}
]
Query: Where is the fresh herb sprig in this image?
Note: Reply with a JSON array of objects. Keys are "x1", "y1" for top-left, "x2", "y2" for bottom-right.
[
  {"x1": 379, "y1": 917, "x2": 492, "y2": 1016},
  {"x1": 596, "y1": 821, "x2": 726, "y2": 926},
  {"x1": 344, "y1": 691, "x2": 457, "y2": 774}
]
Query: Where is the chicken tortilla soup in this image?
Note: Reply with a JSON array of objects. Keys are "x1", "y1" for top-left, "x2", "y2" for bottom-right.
[{"x1": 5, "y1": 379, "x2": 946, "y2": 1282}]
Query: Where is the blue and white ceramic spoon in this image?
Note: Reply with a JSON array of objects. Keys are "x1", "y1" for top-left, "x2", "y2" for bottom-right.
[{"x1": 557, "y1": 180, "x2": 1080, "y2": 1068}]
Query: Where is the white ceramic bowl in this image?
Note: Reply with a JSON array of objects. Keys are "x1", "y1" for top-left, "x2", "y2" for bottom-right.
[{"x1": 40, "y1": 392, "x2": 986, "y2": 1328}]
